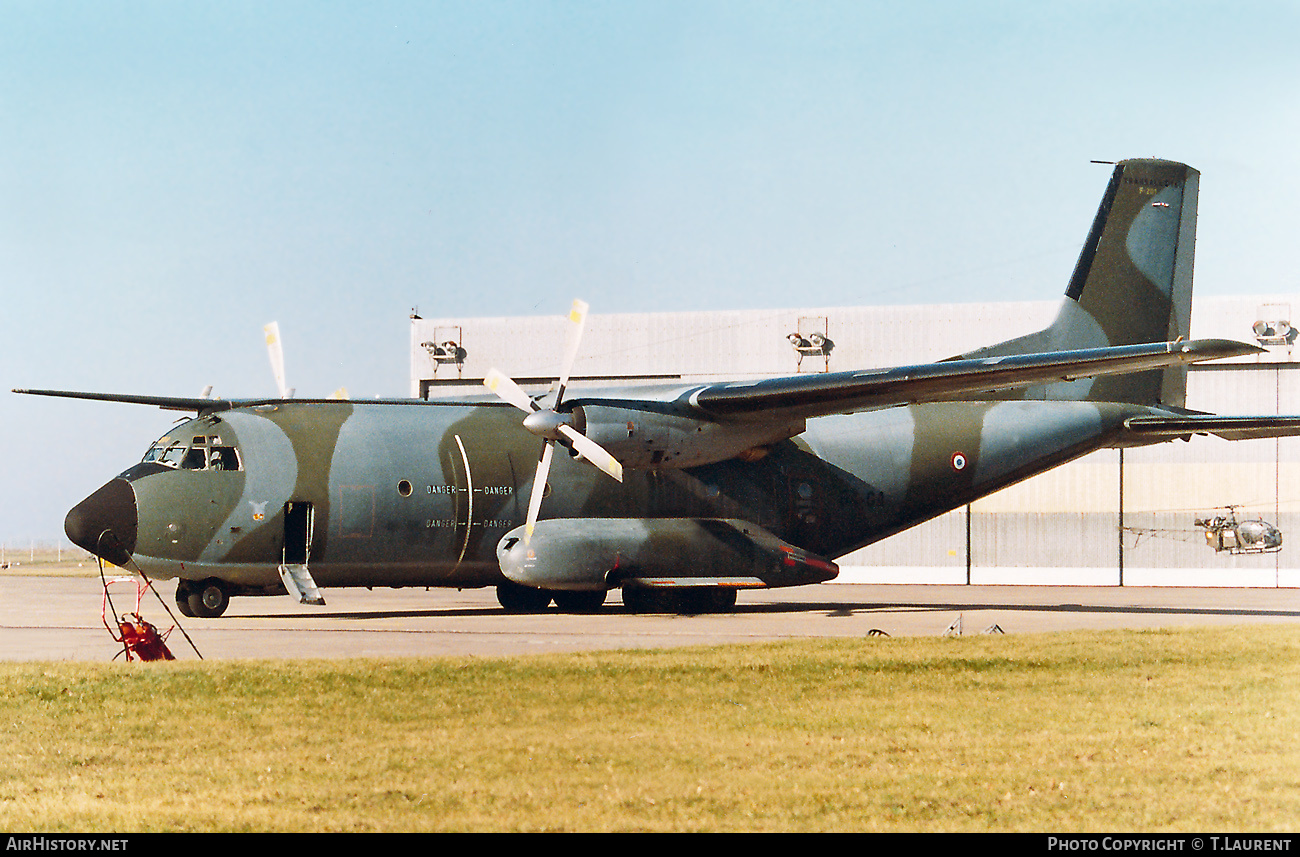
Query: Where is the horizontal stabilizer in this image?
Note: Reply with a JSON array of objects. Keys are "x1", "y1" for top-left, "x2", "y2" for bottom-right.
[{"x1": 1125, "y1": 414, "x2": 1300, "y2": 441}]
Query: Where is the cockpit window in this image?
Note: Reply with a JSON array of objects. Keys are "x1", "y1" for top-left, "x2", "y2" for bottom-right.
[
  {"x1": 159, "y1": 444, "x2": 187, "y2": 468},
  {"x1": 142, "y1": 435, "x2": 242, "y2": 471},
  {"x1": 209, "y1": 446, "x2": 240, "y2": 471}
]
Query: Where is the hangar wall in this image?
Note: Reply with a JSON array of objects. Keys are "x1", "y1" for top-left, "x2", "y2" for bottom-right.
[{"x1": 410, "y1": 296, "x2": 1300, "y2": 588}]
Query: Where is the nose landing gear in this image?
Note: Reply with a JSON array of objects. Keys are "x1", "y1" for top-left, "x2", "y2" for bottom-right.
[{"x1": 175, "y1": 578, "x2": 231, "y2": 618}]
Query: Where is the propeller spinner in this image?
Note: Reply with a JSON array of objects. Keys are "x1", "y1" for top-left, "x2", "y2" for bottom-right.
[{"x1": 484, "y1": 300, "x2": 623, "y2": 543}]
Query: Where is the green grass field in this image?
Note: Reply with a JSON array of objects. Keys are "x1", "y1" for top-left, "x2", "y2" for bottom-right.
[{"x1": 4, "y1": 625, "x2": 1299, "y2": 832}]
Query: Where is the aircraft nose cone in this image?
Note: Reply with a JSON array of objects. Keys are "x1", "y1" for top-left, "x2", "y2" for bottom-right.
[{"x1": 65, "y1": 478, "x2": 138, "y2": 567}]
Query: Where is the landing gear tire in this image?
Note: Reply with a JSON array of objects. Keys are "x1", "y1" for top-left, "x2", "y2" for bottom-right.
[
  {"x1": 674, "y1": 588, "x2": 739, "y2": 614},
  {"x1": 698, "y1": 588, "x2": 737, "y2": 613},
  {"x1": 623, "y1": 587, "x2": 736, "y2": 614},
  {"x1": 188, "y1": 578, "x2": 230, "y2": 618},
  {"x1": 496, "y1": 581, "x2": 553, "y2": 613},
  {"x1": 552, "y1": 589, "x2": 607, "y2": 613},
  {"x1": 621, "y1": 586, "x2": 676, "y2": 614},
  {"x1": 175, "y1": 581, "x2": 196, "y2": 618}
]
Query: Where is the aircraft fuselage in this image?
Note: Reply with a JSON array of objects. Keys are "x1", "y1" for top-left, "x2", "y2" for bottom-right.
[{"x1": 70, "y1": 397, "x2": 1144, "y2": 593}]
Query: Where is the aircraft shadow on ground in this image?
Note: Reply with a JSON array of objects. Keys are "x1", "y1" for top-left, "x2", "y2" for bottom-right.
[
  {"x1": 252, "y1": 607, "x2": 504, "y2": 621},
  {"x1": 247, "y1": 599, "x2": 1300, "y2": 622},
  {"x1": 806, "y1": 601, "x2": 1300, "y2": 620}
]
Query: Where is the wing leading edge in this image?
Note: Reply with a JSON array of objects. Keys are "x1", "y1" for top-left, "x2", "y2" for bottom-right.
[
  {"x1": 10, "y1": 390, "x2": 263, "y2": 412},
  {"x1": 9, "y1": 389, "x2": 504, "y2": 413}
]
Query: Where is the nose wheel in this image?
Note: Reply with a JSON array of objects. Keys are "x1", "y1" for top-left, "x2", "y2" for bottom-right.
[
  {"x1": 175, "y1": 582, "x2": 195, "y2": 617},
  {"x1": 175, "y1": 578, "x2": 231, "y2": 618},
  {"x1": 496, "y1": 580, "x2": 553, "y2": 613}
]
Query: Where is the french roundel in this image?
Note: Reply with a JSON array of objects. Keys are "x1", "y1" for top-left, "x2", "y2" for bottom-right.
[{"x1": 950, "y1": 452, "x2": 967, "y2": 471}]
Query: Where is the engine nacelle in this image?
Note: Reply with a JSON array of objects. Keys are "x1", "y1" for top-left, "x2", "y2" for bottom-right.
[
  {"x1": 495, "y1": 518, "x2": 839, "y2": 591},
  {"x1": 571, "y1": 405, "x2": 803, "y2": 470}
]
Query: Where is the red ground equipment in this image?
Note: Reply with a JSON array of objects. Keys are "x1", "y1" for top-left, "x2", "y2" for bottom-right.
[{"x1": 102, "y1": 575, "x2": 176, "y2": 661}]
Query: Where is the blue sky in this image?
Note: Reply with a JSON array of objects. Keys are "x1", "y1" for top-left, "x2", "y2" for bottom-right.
[{"x1": 3, "y1": 1, "x2": 1299, "y2": 542}]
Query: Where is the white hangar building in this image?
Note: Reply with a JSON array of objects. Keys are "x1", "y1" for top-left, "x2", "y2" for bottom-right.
[{"x1": 410, "y1": 296, "x2": 1300, "y2": 589}]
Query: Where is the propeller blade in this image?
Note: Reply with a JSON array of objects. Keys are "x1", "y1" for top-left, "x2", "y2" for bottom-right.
[
  {"x1": 264, "y1": 322, "x2": 289, "y2": 399},
  {"x1": 484, "y1": 369, "x2": 538, "y2": 413},
  {"x1": 524, "y1": 442, "x2": 555, "y2": 544},
  {"x1": 555, "y1": 299, "x2": 588, "y2": 404},
  {"x1": 558, "y1": 423, "x2": 624, "y2": 482}
]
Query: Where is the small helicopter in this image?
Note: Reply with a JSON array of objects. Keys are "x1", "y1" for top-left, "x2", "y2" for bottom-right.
[{"x1": 1194, "y1": 507, "x2": 1284, "y2": 555}]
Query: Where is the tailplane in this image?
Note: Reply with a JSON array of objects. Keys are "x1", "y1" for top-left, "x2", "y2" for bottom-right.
[{"x1": 960, "y1": 158, "x2": 1199, "y2": 406}]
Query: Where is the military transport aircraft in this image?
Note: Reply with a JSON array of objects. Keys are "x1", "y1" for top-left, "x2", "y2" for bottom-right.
[{"x1": 18, "y1": 158, "x2": 1300, "y2": 617}]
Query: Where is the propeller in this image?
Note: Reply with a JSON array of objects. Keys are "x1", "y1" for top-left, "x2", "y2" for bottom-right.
[
  {"x1": 264, "y1": 321, "x2": 348, "y2": 400},
  {"x1": 483, "y1": 299, "x2": 623, "y2": 544},
  {"x1": 263, "y1": 322, "x2": 293, "y2": 399}
]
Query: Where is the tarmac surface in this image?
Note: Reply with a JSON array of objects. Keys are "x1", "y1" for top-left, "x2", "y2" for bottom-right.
[{"x1": 4, "y1": 573, "x2": 1300, "y2": 662}]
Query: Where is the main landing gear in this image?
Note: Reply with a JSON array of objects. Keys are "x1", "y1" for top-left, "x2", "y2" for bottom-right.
[
  {"x1": 496, "y1": 580, "x2": 607, "y2": 614},
  {"x1": 495, "y1": 582, "x2": 738, "y2": 614},
  {"x1": 621, "y1": 586, "x2": 737, "y2": 615}
]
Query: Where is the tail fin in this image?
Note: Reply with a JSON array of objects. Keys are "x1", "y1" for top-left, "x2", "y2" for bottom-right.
[{"x1": 960, "y1": 158, "x2": 1199, "y2": 406}]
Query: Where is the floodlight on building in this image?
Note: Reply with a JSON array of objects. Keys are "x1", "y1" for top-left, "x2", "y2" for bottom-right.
[
  {"x1": 422, "y1": 340, "x2": 466, "y2": 364},
  {"x1": 1252, "y1": 319, "x2": 1295, "y2": 347},
  {"x1": 786, "y1": 331, "x2": 834, "y2": 356}
]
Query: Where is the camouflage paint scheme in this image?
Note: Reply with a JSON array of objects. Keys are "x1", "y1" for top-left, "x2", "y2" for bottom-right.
[{"x1": 37, "y1": 159, "x2": 1300, "y2": 615}]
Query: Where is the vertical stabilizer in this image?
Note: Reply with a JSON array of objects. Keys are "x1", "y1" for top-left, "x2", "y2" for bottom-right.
[{"x1": 960, "y1": 159, "x2": 1199, "y2": 406}]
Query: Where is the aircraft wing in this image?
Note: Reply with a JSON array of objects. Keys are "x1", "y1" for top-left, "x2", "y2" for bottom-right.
[
  {"x1": 10, "y1": 390, "x2": 262, "y2": 412},
  {"x1": 17, "y1": 339, "x2": 1260, "y2": 422},
  {"x1": 1124, "y1": 414, "x2": 1300, "y2": 441},
  {"x1": 8, "y1": 390, "x2": 451, "y2": 412},
  {"x1": 684, "y1": 339, "x2": 1260, "y2": 421}
]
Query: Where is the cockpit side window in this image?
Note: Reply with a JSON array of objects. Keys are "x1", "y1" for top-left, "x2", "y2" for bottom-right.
[
  {"x1": 158, "y1": 444, "x2": 186, "y2": 468},
  {"x1": 209, "y1": 447, "x2": 241, "y2": 471}
]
